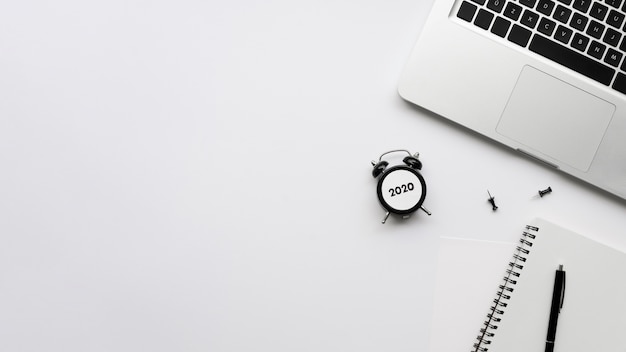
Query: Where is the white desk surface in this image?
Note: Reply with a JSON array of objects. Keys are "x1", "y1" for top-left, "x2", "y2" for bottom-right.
[{"x1": 2, "y1": 1, "x2": 626, "y2": 351}]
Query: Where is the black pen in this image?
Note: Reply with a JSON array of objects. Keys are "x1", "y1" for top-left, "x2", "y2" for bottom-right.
[{"x1": 545, "y1": 264, "x2": 566, "y2": 352}]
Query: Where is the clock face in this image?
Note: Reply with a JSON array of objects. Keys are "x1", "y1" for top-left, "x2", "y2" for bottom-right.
[{"x1": 377, "y1": 166, "x2": 426, "y2": 214}]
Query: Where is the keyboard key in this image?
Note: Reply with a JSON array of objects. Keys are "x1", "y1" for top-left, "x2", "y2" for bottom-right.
[
  {"x1": 519, "y1": 0, "x2": 537, "y2": 7},
  {"x1": 586, "y1": 20, "x2": 605, "y2": 39},
  {"x1": 603, "y1": 27, "x2": 621, "y2": 46},
  {"x1": 606, "y1": 0, "x2": 622, "y2": 8},
  {"x1": 553, "y1": 5, "x2": 573, "y2": 22},
  {"x1": 538, "y1": 0, "x2": 556, "y2": 14},
  {"x1": 458, "y1": 1, "x2": 478, "y2": 22},
  {"x1": 521, "y1": 9, "x2": 540, "y2": 28},
  {"x1": 573, "y1": 0, "x2": 592, "y2": 12},
  {"x1": 508, "y1": 24, "x2": 533, "y2": 46},
  {"x1": 491, "y1": 16, "x2": 512, "y2": 36},
  {"x1": 606, "y1": 9, "x2": 625, "y2": 28},
  {"x1": 612, "y1": 73, "x2": 626, "y2": 94},
  {"x1": 472, "y1": 0, "x2": 486, "y2": 5},
  {"x1": 570, "y1": 12, "x2": 589, "y2": 30},
  {"x1": 555, "y1": 25, "x2": 574, "y2": 43},
  {"x1": 538, "y1": 17, "x2": 557, "y2": 35},
  {"x1": 475, "y1": 9, "x2": 495, "y2": 29},
  {"x1": 605, "y1": 48, "x2": 623, "y2": 66},
  {"x1": 529, "y1": 34, "x2": 615, "y2": 85},
  {"x1": 588, "y1": 40, "x2": 607, "y2": 59},
  {"x1": 558, "y1": 0, "x2": 572, "y2": 5},
  {"x1": 504, "y1": 2, "x2": 523, "y2": 20},
  {"x1": 571, "y1": 32, "x2": 591, "y2": 50},
  {"x1": 487, "y1": 0, "x2": 507, "y2": 12},
  {"x1": 590, "y1": 2, "x2": 609, "y2": 20}
]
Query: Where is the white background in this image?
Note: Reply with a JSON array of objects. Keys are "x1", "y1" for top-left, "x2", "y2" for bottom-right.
[{"x1": 1, "y1": 1, "x2": 625, "y2": 351}]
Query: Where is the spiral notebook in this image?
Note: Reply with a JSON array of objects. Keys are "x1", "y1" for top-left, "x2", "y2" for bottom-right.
[
  {"x1": 429, "y1": 237, "x2": 515, "y2": 352},
  {"x1": 428, "y1": 218, "x2": 626, "y2": 352}
]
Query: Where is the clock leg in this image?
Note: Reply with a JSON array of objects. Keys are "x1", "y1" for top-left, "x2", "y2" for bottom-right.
[{"x1": 382, "y1": 211, "x2": 391, "y2": 224}]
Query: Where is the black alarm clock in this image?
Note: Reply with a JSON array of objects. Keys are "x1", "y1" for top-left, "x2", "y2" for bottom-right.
[{"x1": 371, "y1": 150, "x2": 431, "y2": 224}]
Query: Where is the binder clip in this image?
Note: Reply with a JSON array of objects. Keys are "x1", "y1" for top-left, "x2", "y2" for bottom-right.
[{"x1": 371, "y1": 149, "x2": 431, "y2": 224}]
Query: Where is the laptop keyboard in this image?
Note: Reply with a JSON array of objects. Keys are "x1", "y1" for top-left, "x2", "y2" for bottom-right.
[{"x1": 456, "y1": 0, "x2": 626, "y2": 94}]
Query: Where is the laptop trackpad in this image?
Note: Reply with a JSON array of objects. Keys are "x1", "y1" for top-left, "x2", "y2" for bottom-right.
[{"x1": 496, "y1": 66, "x2": 614, "y2": 171}]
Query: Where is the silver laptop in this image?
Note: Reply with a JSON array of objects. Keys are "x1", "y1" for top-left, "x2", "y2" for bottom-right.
[{"x1": 399, "y1": 0, "x2": 626, "y2": 200}]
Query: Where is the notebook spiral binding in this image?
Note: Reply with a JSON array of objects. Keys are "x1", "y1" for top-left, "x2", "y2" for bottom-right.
[{"x1": 471, "y1": 225, "x2": 539, "y2": 352}]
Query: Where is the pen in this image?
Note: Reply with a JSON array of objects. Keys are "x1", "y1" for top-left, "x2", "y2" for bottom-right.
[{"x1": 545, "y1": 264, "x2": 566, "y2": 352}]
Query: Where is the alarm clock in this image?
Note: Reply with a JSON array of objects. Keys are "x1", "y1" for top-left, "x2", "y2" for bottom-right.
[{"x1": 371, "y1": 150, "x2": 431, "y2": 224}]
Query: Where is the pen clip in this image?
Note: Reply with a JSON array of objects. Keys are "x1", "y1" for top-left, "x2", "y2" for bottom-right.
[{"x1": 559, "y1": 267, "x2": 566, "y2": 311}]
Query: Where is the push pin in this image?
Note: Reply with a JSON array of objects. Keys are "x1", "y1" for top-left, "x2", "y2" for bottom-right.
[
  {"x1": 538, "y1": 186, "x2": 553, "y2": 197},
  {"x1": 487, "y1": 190, "x2": 498, "y2": 211}
]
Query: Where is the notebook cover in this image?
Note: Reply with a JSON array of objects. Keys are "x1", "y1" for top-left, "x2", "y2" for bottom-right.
[
  {"x1": 481, "y1": 218, "x2": 626, "y2": 352},
  {"x1": 428, "y1": 237, "x2": 515, "y2": 352}
]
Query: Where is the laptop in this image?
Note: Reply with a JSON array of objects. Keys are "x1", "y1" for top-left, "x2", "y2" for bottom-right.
[{"x1": 398, "y1": 0, "x2": 626, "y2": 200}]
